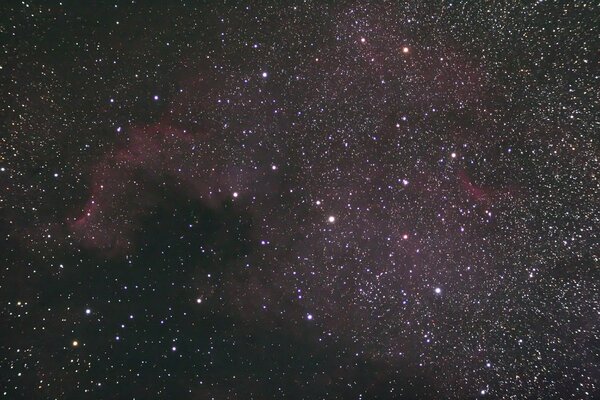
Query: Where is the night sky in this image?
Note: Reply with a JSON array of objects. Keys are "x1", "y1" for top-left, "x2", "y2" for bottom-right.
[{"x1": 2, "y1": 1, "x2": 599, "y2": 399}]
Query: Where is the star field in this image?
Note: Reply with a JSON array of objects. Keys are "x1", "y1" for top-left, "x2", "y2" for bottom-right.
[{"x1": 2, "y1": 2, "x2": 599, "y2": 399}]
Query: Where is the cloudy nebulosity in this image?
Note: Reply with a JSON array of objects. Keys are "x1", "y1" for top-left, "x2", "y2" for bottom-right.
[{"x1": 2, "y1": 2, "x2": 599, "y2": 399}]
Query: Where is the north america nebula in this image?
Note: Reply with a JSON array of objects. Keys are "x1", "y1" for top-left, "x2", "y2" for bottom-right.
[{"x1": 2, "y1": 2, "x2": 599, "y2": 399}]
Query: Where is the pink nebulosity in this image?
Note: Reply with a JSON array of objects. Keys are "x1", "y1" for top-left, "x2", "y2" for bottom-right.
[
  {"x1": 458, "y1": 169, "x2": 519, "y2": 205},
  {"x1": 69, "y1": 122, "x2": 223, "y2": 255}
]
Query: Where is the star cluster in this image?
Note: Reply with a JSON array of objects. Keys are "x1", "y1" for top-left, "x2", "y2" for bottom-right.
[{"x1": 2, "y1": 2, "x2": 599, "y2": 399}]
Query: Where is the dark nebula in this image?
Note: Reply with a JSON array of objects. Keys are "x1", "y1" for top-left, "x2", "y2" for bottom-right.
[{"x1": 2, "y1": 2, "x2": 599, "y2": 399}]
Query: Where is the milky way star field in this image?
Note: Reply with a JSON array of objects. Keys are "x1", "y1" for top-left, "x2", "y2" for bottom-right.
[{"x1": 2, "y1": 2, "x2": 599, "y2": 399}]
